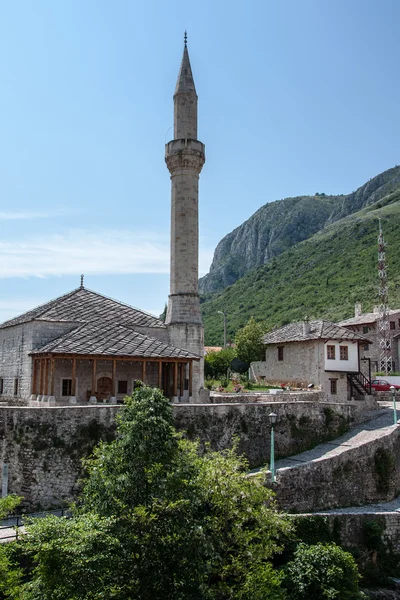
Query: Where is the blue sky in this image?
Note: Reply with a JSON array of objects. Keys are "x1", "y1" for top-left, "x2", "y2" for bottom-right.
[{"x1": 0, "y1": 0, "x2": 399, "y2": 322}]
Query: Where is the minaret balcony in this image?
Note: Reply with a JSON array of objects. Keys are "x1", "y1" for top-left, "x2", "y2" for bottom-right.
[
  {"x1": 165, "y1": 139, "x2": 205, "y2": 175},
  {"x1": 165, "y1": 138, "x2": 205, "y2": 157}
]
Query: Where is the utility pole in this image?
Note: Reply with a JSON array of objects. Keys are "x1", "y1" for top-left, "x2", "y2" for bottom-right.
[{"x1": 218, "y1": 311, "x2": 227, "y2": 348}]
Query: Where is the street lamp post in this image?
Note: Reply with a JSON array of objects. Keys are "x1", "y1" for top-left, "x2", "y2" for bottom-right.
[
  {"x1": 217, "y1": 310, "x2": 227, "y2": 348},
  {"x1": 390, "y1": 386, "x2": 397, "y2": 425},
  {"x1": 268, "y1": 412, "x2": 277, "y2": 482}
]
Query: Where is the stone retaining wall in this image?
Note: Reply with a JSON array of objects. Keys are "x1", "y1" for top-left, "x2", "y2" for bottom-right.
[
  {"x1": 273, "y1": 425, "x2": 400, "y2": 512},
  {"x1": 290, "y1": 512, "x2": 400, "y2": 552},
  {"x1": 0, "y1": 399, "x2": 375, "y2": 510}
]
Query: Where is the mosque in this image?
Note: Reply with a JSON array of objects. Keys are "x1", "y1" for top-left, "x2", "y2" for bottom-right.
[{"x1": 0, "y1": 37, "x2": 207, "y2": 404}]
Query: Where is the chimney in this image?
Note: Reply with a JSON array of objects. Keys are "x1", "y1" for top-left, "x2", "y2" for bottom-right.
[
  {"x1": 354, "y1": 303, "x2": 362, "y2": 317},
  {"x1": 303, "y1": 318, "x2": 310, "y2": 336}
]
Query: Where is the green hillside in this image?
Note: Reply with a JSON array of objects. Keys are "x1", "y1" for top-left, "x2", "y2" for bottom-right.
[
  {"x1": 201, "y1": 189, "x2": 400, "y2": 345},
  {"x1": 199, "y1": 166, "x2": 400, "y2": 294}
]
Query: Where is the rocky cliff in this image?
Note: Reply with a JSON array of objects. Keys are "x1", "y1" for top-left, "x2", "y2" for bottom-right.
[{"x1": 199, "y1": 166, "x2": 400, "y2": 294}]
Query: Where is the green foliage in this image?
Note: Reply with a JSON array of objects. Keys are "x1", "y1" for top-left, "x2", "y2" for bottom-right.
[
  {"x1": 283, "y1": 542, "x2": 363, "y2": 600},
  {"x1": 235, "y1": 317, "x2": 265, "y2": 364},
  {"x1": 202, "y1": 188, "x2": 400, "y2": 345},
  {"x1": 20, "y1": 386, "x2": 292, "y2": 600},
  {"x1": 0, "y1": 495, "x2": 23, "y2": 599},
  {"x1": 204, "y1": 347, "x2": 236, "y2": 378}
]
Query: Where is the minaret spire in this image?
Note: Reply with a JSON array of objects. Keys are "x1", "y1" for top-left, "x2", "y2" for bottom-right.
[
  {"x1": 165, "y1": 37, "x2": 206, "y2": 400},
  {"x1": 173, "y1": 36, "x2": 197, "y2": 139}
]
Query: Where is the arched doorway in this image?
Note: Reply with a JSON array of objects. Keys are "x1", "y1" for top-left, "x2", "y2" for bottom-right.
[{"x1": 97, "y1": 376, "x2": 112, "y2": 401}]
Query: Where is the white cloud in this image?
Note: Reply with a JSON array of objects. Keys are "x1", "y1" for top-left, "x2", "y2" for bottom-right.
[
  {"x1": 0, "y1": 210, "x2": 69, "y2": 220},
  {"x1": 0, "y1": 229, "x2": 214, "y2": 278}
]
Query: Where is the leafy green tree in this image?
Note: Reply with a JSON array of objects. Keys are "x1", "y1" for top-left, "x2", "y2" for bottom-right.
[
  {"x1": 204, "y1": 347, "x2": 236, "y2": 378},
  {"x1": 21, "y1": 386, "x2": 291, "y2": 600},
  {"x1": 235, "y1": 316, "x2": 265, "y2": 365},
  {"x1": 283, "y1": 542, "x2": 364, "y2": 600},
  {"x1": 0, "y1": 495, "x2": 22, "y2": 599}
]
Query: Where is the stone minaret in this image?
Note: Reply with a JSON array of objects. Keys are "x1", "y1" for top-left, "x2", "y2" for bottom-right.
[{"x1": 165, "y1": 35, "x2": 206, "y2": 400}]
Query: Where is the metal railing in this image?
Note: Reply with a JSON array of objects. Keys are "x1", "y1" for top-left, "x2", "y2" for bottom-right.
[
  {"x1": 348, "y1": 372, "x2": 372, "y2": 395},
  {"x1": 0, "y1": 507, "x2": 71, "y2": 542}
]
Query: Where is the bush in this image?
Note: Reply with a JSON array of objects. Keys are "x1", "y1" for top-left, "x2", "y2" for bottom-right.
[
  {"x1": 204, "y1": 347, "x2": 236, "y2": 379},
  {"x1": 283, "y1": 542, "x2": 363, "y2": 600}
]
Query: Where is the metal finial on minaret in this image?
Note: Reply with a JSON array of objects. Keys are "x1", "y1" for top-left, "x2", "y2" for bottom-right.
[
  {"x1": 80, "y1": 274, "x2": 84, "y2": 289},
  {"x1": 184, "y1": 30, "x2": 187, "y2": 47}
]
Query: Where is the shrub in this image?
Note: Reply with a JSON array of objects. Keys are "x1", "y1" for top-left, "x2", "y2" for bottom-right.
[{"x1": 283, "y1": 542, "x2": 363, "y2": 600}]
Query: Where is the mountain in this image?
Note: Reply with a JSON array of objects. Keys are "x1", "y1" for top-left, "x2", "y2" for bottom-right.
[
  {"x1": 199, "y1": 166, "x2": 400, "y2": 294},
  {"x1": 201, "y1": 172, "x2": 400, "y2": 346}
]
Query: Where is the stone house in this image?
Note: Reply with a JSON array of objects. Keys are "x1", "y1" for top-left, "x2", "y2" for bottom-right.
[
  {"x1": 339, "y1": 303, "x2": 400, "y2": 374},
  {"x1": 0, "y1": 285, "x2": 200, "y2": 404},
  {"x1": 262, "y1": 320, "x2": 371, "y2": 401}
]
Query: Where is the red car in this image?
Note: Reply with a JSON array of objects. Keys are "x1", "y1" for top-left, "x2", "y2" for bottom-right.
[{"x1": 371, "y1": 379, "x2": 400, "y2": 392}]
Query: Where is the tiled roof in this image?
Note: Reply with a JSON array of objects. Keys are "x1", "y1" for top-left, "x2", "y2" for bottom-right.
[
  {"x1": 339, "y1": 309, "x2": 400, "y2": 327},
  {"x1": 263, "y1": 320, "x2": 371, "y2": 345},
  {"x1": 0, "y1": 287, "x2": 165, "y2": 330},
  {"x1": 1, "y1": 287, "x2": 199, "y2": 360},
  {"x1": 31, "y1": 322, "x2": 198, "y2": 359}
]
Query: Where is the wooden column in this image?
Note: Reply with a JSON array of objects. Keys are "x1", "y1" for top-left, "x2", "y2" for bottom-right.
[
  {"x1": 71, "y1": 358, "x2": 76, "y2": 396},
  {"x1": 112, "y1": 359, "x2": 116, "y2": 396},
  {"x1": 91, "y1": 359, "x2": 97, "y2": 395},
  {"x1": 50, "y1": 358, "x2": 55, "y2": 396},
  {"x1": 189, "y1": 361, "x2": 193, "y2": 397},
  {"x1": 39, "y1": 358, "x2": 44, "y2": 395},
  {"x1": 44, "y1": 359, "x2": 49, "y2": 396},
  {"x1": 173, "y1": 361, "x2": 178, "y2": 398},
  {"x1": 142, "y1": 360, "x2": 147, "y2": 384},
  {"x1": 158, "y1": 361, "x2": 162, "y2": 390},
  {"x1": 179, "y1": 363, "x2": 184, "y2": 398},
  {"x1": 32, "y1": 358, "x2": 37, "y2": 395}
]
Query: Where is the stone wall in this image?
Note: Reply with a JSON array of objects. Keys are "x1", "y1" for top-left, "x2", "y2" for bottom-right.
[
  {"x1": 273, "y1": 424, "x2": 400, "y2": 513},
  {"x1": 0, "y1": 399, "x2": 373, "y2": 510},
  {"x1": 290, "y1": 512, "x2": 400, "y2": 552},
  {"x1": 0, "y1": 406, "x2": 118, "y2": 509}
]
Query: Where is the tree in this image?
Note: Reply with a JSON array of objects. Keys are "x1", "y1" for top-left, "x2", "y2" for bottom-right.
[
  {"x1": 204, "y1": 347, "x2": 236, "y2": 378},
  {"x1": 283, "y1": 543, "x2": 364, "y2": 600},
  {"x1": 21, "y1": 386, "x2": 291, "y2": 600},
  {"x1": 0, "y1": 495, "x2": 22, "y2": 599},
  {"x1": 235, "y1": 317, "x2": 265, "y2": 365}
]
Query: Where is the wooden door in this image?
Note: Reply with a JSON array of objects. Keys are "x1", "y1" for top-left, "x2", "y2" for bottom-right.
[{"x1": 97, "y1": 376, "x2": 112, "y2": 400}]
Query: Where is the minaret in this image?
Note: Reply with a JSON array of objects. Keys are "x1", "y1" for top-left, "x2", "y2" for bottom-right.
[{"x1": 165, "y1": 34, "x2": 206, "y2": 400}]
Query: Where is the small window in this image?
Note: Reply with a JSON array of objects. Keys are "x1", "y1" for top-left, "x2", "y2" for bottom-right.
[
  {"x1": 14, "y1": 378, "x2": 19, "y2": 396},
  {"x1": 339, "y1": 346, "x2": 348, "y2": 360},
  {"x1": 364, "y1": 344, "x2": 369, "y2": 351},
  {"x1": 62, "y1": 379, "x2": 72, "y2": 396},
  {"x1": 390, "y1": 321, "x2": 395, "y2": 330},
  {"x1": 118, "y1": 380, "x2": 128, "y2": 394},
  {"x1": 277, "y1": 347, "x2": 284, "y2": 361},
  {"x1": 330, "y1": 379, "x2": 337, "y2": 395},
  {"x1": 327, "y1": 345, "x2": 335, "y2": 360},
  {"x1": 363, "y1": 326, "x2": 369, "y2": 334},
  {"x1": 0, "y1": 378, "x2": 3, "y2": 395}
]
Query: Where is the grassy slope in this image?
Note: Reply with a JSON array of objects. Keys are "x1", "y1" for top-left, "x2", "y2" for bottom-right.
[{"x1": 202, "y1": 189, "x2": 400, "y2": 345}]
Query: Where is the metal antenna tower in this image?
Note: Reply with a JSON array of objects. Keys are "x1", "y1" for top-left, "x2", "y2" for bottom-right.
[{"x1": 377, "y1": 219, "x2": 392, "y2": 374}]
